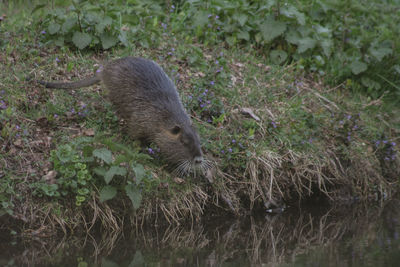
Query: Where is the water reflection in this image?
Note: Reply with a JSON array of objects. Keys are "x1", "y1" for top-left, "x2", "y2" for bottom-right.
[{"x1": 1, "y1": 199, "x2": 400, "y2": 266}]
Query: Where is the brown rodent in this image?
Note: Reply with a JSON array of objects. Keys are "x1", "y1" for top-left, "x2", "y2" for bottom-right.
[{"x1": 39, "y1": 57, "x2": 205, "y2": 173}]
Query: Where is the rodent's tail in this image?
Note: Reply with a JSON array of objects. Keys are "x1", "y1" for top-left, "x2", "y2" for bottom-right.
[{"x1": 37, "y1": 75, "x2": 101, "y2": 89}]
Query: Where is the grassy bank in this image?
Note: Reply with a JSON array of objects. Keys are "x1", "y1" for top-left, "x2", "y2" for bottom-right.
[{"x1": 0, "y1": 0, "x2": 399, "y2": 234}]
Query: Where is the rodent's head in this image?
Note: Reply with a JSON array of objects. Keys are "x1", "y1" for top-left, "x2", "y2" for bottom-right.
[{"x1": 155, "y1": 122, "x2": 206, "y2": 174}]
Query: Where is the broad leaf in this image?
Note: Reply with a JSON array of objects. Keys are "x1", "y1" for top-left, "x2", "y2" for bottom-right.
[
  {"x1": 281, "y1": 6, "x2": 305, "y2": 25},
  {"x1": 93, "y1": 148, "x2": 113, "y2": 164},
  {"x1": 297, "y1": 37, "x2": 317, "y2": 53},
  {"x1": 285, "y1": 28, "x2": 301, "y2": 44},
  {"x1": 129, "y1": 251, "x2": 144, "y2": 267},
  {"x1": 369, "y1": 47, "x2": 392, "y2": 62},
  {"x1": 234, "y1": 13, "x2": 248, "y2": 26},
  {"x1": 350, "y1": 60, "x2": 368, "y2": 75},
  {"x1": 125, "y1": 184, "x2": 142, "y2": 210},
  {"x1": 48, "y1": 23, "x2": 61, "y2": 35},
  {"x1": 62, "y1": 17, "x2": 77, "y2": 33},
  {"x1": 99, "y1": 185, "x2": 117, "y2": 202},
  {"x1": 270, "y1": 50, "x2": 288, "y2": 64},
  {"x1": 100, "y1": 33, "x2": 118, "y2": 49},
  {"x1": 260, "y1": 17, "x2": 287, "y2": 42},
  {"x1": 132, "y1": 163, "x2": 145, "y2": 185},
  {"x1": 193, "y1": 11, "x2": 209, "y2": 27},
  {"x1": 72, "y1": 31, "x2": 92, "y2": 49},
  {"x1": 104, "y1": 166, "x2": 127, "y2": 184},
  {"x1": 237, "y1": 31, "x2": 250, "y2": 41},
  {"x1": 320, "y1": 39, "x2": 333, "y2": 57}
]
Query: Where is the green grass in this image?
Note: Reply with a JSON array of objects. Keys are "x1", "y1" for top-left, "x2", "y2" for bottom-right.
[{"x1": 0, "y1": 0, "x2": 399, "y2": 232}]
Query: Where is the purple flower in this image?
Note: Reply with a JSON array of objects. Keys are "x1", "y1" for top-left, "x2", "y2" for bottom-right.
[
  {"x1": 207, "y1": 119, "x2": 212, "y2": 123},
  {"x1": 346, "y1": 115, "x2": 352, "y2": 119},
  {"x1": 383, "y1": 140, "x2": 388, "y2": 144},
  {"x1": 215, "y1": 15, "x2": 220, "y2": 19},
  {"x1": 353, "y1": 125, "x2": 358, "y2": 130},
  {"x1": 148, "y1": 148, "x2": 154, "y2": 154},
  {"x1": 219, "y1": 52, "x2": 224, "y2": 56},
  {"x1": 54, "y1": 114, "x2": 58, "y2": 118},
  {"x1": 232, "y1": 139, "x2": 236, "y2": 143},
  {"x1": 228, "y1": 148, "x2": 233, "y2": 153},
  {"x1": 205, "y1": 89, "x2": 208, "y2": 93},
  {"x1": 221, "y1": 150, "x2": 225, "y2": 154},
  {"x1": 0, "y1": 100, "x2": 6, "y2": 110},
  {"x1": 208, "y1": 14, "x2": 212, "y2": 18},
  {"x1": 161, "y1": 23, "x2": 167, "y2": 30},
  {"x1": 347, "y1": 135, "x2": 351, "y2": 141},
  {"x1": 391, "y1": 142, "x2": 397, "y2": 146},
  {"x1": 188, "y1": 95, "x2": 193, "y2": 100},
  {"x1": 171, "y1": 48, "x2": 175, "y2": 52},
  {"x1": 202, "y1": 92, "x2": 207, "y2": 96},
  {"x1": 215, "y1": 60, "x2": 219, "y2": 65},
  {"x1": 375, "y1": 140, "x2": 380, "y2": 146},
  {"x1": 71, "y1": 108, "x2": 75, "y2": 113},
  {"x1": 207, "y1": 100, "x2": 211, "y2": 104},
  {"x1": 0, "y1": 90, "x2": 4, "y2": 95},
  {"x1": 200, "y1": 104, "x2": 205, "y2": 108},
  {"x1": 41, "y1": 30, "x2": 46, "y2": 34},
  {"x1": 384, "y1": 156, "x2": 390, "y2": 161},
  {"x1": 167, "y1": 52, "x2": 173, "y2": 56},
  {"x1": 309, "y1": 138, "x2": 313, "y2": 143},
  {"x1": 16, "y1": 125, "x2": 20, "y2": 130},
  {"x1": 271, "y1": 121, "x2": 277, "y2": 128},
  {"x1": 339, "y1": 120, "x2": 344, "y2": 125},
  {"x1": 210, "y1": 81, "x2": 215, "y2": 85},
  {"x1": 55, "y1": 57, "x2": 60, "y2": 62}
]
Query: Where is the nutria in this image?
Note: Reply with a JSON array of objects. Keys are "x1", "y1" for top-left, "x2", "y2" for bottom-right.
[{"x1": 39, "y1": 57, "x2": 207, "y2": 174}]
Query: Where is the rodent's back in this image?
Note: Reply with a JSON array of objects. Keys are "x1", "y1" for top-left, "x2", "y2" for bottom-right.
[{"x1": 101, "y1": 57, "x2": 190, "y2": 138}]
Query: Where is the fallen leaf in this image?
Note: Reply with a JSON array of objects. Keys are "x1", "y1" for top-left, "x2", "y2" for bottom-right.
[
  {"x1": 43, "y1": 170, "x2": 57, "y2": 184},
  {"x1": 241, "y1": 107, "x2": 261, "y2": 121},
  {"x1": 234, "y1": 62, "x2": 244, "y2": 68},
  {"x1": 13, "y1": 139, "x2": 23, "y2": 148},
  {"x1": 173, "y1": 177, "x2": 185, "y2": 184},
  {"x1": 83, "y1": 128, "x2": 95, "y2": 136}
]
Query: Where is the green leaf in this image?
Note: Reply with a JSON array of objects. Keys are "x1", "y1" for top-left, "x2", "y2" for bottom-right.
[
  {"x1": 32, "y1": 4, "x2": 46, "y2": 14},
  {"x1": 95, "y1": 16, "x2": 113, "y2": 34},
  {"x1": 234, "y1": 13, "x2": 248, "y2": 26},
  {"x1": 270, "y1": 50, "x2": 288, "y2": 64},
  {"x1": 104, "y1": 166, "x2": 127, "y2": 184},
  {"x1": 259, "y1": 17, "x2": 287, "y2": 42},
  {"x1": 285, "y1": 28, "x2": 301, "y2": 44},
  {"x1": 100, "y1": 33, "x2": 118, "y2": 49},
  {"x1": 237, "y1": 31, "x2": 250, "y2": 41},
  {"x1": 320, "y1": 39, "x2": 333, "y2": 57},
  {"x1": 93, "y1": 167, "x2": 107, "y2": 177},
  {"x1": 48, "y1": 23, "x2": 61, "y2": 35},
  {"x1": 62, "y1": 17, "x2": 77, "y2": 33},
  {"x1": 99, "y1": 186, "x2": 117, "y2": 202},
  {"x1": 125, "y1": 184, "x2": 142, "y2": 210},
  {"x1": 369, "y1": 47, "x2": 392, "y2": 62},
  {"x1": 72, "y1": 32, "x2": 92, "y2": 50},
  {"x1": 297, "y1": 37, "x2": 317, "y2": 53},
  {"x1": 129, "y1": 251, "x2": 144, "y2": 267},
  {"x1": 132, "y1": 164, "x2": 145, "y2": 185},
  {"x1": 193, "y1": 11, "x2": 209, "y2": 27},
  {"x1": 101, "y1": 259, "x2": 119, "y2": 267},
  {"x1": 54, "y1": 37, "x2": 64, "y2": 47},
  {"x1": 93, "y1": 148, "x2": 113, "y2": 164},
  {"x1": 281, "y1": 5, "x2": 305, "y2": 25},
  {"x1": 350, "y1": 60, "x2": 368, "y2": 75},
  {"x1": 361, "y1": 76, "x2": 381, "y2": 90}
]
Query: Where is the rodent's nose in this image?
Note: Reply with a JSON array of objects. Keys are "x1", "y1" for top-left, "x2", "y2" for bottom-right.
[{"x1": 194, "y1": 156, "x2": 203, "y2": 165}]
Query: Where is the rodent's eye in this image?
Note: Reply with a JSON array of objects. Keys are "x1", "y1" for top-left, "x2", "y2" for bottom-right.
[{"x1": 170, "y1": 125, "x2": 181, "y2": 135}]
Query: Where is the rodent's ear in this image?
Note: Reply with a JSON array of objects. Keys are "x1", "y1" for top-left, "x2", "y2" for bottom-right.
[{"x1": 170, "y1": 125, "x2": 181, "y2": 135}]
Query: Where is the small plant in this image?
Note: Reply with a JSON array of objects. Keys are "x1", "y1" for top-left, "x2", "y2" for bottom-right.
[{"x1": 32, "y1": 135, "x2": 157, "y2": 209}]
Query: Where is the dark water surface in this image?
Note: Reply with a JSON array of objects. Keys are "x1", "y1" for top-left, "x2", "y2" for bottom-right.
[{"x1": 1, "y1": 199, "x2": 400, "y2": 267}]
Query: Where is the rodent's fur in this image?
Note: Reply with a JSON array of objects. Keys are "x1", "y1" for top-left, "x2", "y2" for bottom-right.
[{"x1": 39, "y1": 57, "x2": 205, "y2": 173}]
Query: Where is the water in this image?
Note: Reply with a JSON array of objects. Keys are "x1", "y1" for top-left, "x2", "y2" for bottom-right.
[{"x1": 1, "y1": 199, "x2": 400, "y2": 267}]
